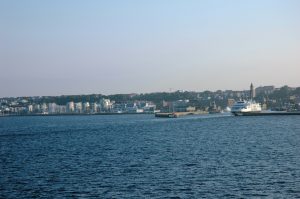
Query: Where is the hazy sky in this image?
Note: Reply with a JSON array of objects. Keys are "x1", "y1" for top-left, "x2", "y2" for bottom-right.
[{"x1": 1, "y1": 0, "x2": 300, "y2": 97}]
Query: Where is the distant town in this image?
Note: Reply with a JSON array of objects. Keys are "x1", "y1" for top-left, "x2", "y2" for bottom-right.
[{"x1": 1, "y1": 84, "x2": 300, "y2": 116}]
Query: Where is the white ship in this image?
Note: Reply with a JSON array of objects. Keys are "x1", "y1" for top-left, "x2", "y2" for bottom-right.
[{"x1": 231, "y1": 100, "x2": 262, "y2": 116}]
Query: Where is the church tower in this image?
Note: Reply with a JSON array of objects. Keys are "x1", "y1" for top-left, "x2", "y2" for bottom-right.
[{"x1": 250, "y1": 83, "x2": 255, "y2": 100}]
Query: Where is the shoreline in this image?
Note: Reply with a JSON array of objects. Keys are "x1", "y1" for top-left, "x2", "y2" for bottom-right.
[{"x1": 0, "y1": 112, "x2": 155, "y2": 117}]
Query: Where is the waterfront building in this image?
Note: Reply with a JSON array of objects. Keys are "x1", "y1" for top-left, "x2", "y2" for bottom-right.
[
  {"x1": 66, "y1": 101, "x2": 75, "y2": 113},
  {"x1": 90, "y1": 103, "x2": 98, "y2": 113},
  {"x1": 171, "y1": 100, "x2": 192, "y2": 112},
  {"x1": 127, "y1": 106, "x2": 144, "y2": 113},
  {"x1": 112, "y1": 103, "x2": 126, "y2": 113},
  {"x1": 100, "y1": 98, "x2": 113, "y2": 112},
  {"x1": 28, "y1": 105, "x2": 33, "y2": 113},
  {"x1": 83, "y1": 102, "x2": 90, "y2": 113},
  {"x1": 75, "y1": 102, "x2": 83, "y2": 113},
  {"x1": 126, "y1": 102, "x2": 142, "y2": 113},
  {"x1": 142, "y1": 104, "x2": 156, "y2": 113},
  {"x1": 41, "y1": 103, "x2": 48, "y2": 113},
  {"x1": 48, "y1": 103, "x2": 57, "y2": 114}
]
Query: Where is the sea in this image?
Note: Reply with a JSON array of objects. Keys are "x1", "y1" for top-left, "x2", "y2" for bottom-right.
[{"x1": 0, "y1": 114, "x2": 300, "y2": 198}]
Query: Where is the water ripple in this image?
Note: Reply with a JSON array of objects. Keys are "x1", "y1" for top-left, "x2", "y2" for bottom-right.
[{"x1": 1, "y1": 114, "x2": 300, "y2": 198}]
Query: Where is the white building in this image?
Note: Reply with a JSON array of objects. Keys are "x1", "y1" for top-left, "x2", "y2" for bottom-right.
[
  {"x1": 83, "y1": 102, "x2": 90, "y2": 113},
  {"x1": 48, "y1": 103, "x2": 58, "y2": 114},
  {"x1": 75, "y1": 102, "x2": 83, "y2": 113},
  {"x1": 41, "y1": 103, "x2": 48, "y2": 113},
  {"x1": 100, "y1": 99, "x2": 113, "y2": 112},
  {"x1": 28, "y1": 105, "x2": 33, "y2": 113},
  {"x1": 66, "y1": 101, "x2": 75, "y2": 113},
  {"x1": 91, "y1": 103, "x2": 98, "y2": 113}
]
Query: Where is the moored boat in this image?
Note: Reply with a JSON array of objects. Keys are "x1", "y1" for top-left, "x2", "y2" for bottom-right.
[
  {"x1": 155, "y1": 112, "x2": 178, "y2": 118},
  {"x1": 231, "y1": 100, "x2": 262, "y2": 116}
]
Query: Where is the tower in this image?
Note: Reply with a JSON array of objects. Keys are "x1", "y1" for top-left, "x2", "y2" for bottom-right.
[{"x1": 250, "y1": 83, "x2": 255, "y2": 100}]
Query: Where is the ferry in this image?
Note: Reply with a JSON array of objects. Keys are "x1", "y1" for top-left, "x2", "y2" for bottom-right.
[{"x1": 231, "y1": 100, "x2": 262, "y2": 116}]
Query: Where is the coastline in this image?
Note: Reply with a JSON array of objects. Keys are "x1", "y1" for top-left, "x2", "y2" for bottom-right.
[{"x1": 0, "y1": 112, "x2": 154, "y2": 117}]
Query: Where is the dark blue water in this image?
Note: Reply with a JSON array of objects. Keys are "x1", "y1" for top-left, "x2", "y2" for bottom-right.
[{"x1": 1, "y1": 114, "x2": 300, "y2": 198}]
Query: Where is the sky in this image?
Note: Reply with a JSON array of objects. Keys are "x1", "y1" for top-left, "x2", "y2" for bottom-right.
[{"x1": 1, "y1": 0, "x2": 300, "y2": 97}]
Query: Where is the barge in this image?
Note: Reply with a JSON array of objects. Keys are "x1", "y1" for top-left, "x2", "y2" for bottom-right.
[{"x1": 155, "y1": 111, "x2": 208, "y2": 118}]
